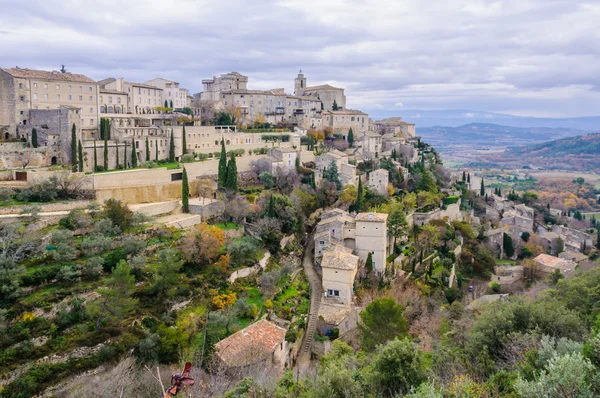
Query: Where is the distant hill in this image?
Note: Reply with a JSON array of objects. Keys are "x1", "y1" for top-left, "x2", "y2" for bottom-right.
[
  {"x1": 417, "y1": 123, "x2": 587, "y2": 147},
  {"x1": 480, "y1": 133, "x2": 600, "y2": 171},
  {"x1": 367, "y1": 109, "x2": 600, "y2": 130}
]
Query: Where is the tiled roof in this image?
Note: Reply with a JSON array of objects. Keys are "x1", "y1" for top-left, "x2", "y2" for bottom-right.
[
  {"x1": 304, "y1": 84, "x2": 343, "y2": 91},
  {"x1": 321, "y1": 250, "x2": 359, "y2": 271},
  {"x1": 355, "y1": 212, "x2": 388, "y2": 222},
  {"x1": 323, "y1": 109, "x2": 367, "y2": 116},
  {"x1": 125, "y1": 81, "x2": 162, "y2": 90},
  {"x1": 534, "y1": 253, "x2": 575, "y2": 272},
  {"x1": 214, "y1": 320, "x2": 286, "y2": 367},
  {"x1": 100, "y1": 89, "x2": 126, "y2": 95},
  {"x1": 2, "y1": 68, "x2": 96, "y2": 83}
]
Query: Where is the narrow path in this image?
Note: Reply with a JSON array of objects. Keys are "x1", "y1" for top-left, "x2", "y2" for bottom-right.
[{"x1": 297, "y1": 236, "x2": 321, "y2": 372}]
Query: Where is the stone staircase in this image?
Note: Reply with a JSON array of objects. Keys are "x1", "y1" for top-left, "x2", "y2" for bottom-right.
[{"x1": 298, "y1": 236, "x2": 321, "y2": 363}]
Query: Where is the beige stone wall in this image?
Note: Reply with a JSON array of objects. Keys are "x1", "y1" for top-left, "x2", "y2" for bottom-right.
[
  {"x1": 95, "y1": 179, "x2": 199, "y2": 204},
  {"x1": 322, "y1": 267, "x2": 356, "y2": 305},
  {"x1": 355, "y1": 220, "x2": 388, "y2": 274}
]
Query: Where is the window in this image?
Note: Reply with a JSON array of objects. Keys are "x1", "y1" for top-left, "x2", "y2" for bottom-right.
[
  {"x1": 327, "y1": 290, "x2": 340, "y2": 297},
  {"x1": 33, "y1": 93, "x2": 38, "y2": 100},
  {"x1": 89, "y1": 108, "x2": 93, "y2": 113},
  {"x1": 20, "y1": 95, "x2": 25, "y2": 102},
  {"x1": 33, "y1": 83, "x2": 37, "y2": 88},
  {"x1": 56, "y1": 94, "x2": 60, "y2": 100},
  {"x1": 19, "y1": 83, "x2": 23, "y2": 89},
  {"x1": 319, "y1": 240, "x2": 325, "y2": 245},
  {"x1": 90, "y1": 119, "x2": 93, "y2": 125},
  {"x1": 44, "y1": 94, "x2": 48, "y2": 100},
  {"x1": 79, "y1": 96, "x2": 83, "y2": 101},
  {"x1": 117, "y1": 97, "x2": 121, "y2": 104},
  {"x1": 89, "y1": 96, "x2": 92, "y2": 101},
  {"x1": 68, "y1": 85, "x2": 72, "y2": 91},
  {"x1": 44, "y1": 83, "x2": 48, "y2": 89},
  {"x1": 79, "y1": 86, "x2": 82, "y2": 91},
  {"x1": 108, "y1": 96, "x2": 112, "y2": 103},
  {"x1": 56, "y1": 84, "x2": 60, "y2": 90},
  {"x1": 20, "y1": 111, "x2": 24, "y2": 115},
  {"x1": 68, "y1": 95, "x2": 72, "y2": 100},
  {"x1": 89, "y1": 87, "x2": 92, "y2": 92}
]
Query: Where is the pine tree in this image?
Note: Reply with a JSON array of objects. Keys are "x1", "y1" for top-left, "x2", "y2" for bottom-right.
[
  {"x1": 365, "y1": 252, "x2": 373, "y2": 273},
  {"x1": 71, "y1": 123, "x2": 77, "y2": 171},
  {"x1": 93, "y1": 140, "x2": 98, "y2": 171},
  {"x1": 169, "y1": 133, "x2": 175, "y2": 162},
  {"x1": 145, "y1": 138, "x2": 150, "y2": 162},
  {"x1": 182, "y1": 125, "x2": 187, "y2": 155},
  {"x1": 131, "y1": 141, "x2": 137, "y2": 168},
  {"x1": 218, "y1": 139, "x2": 227, "y2": 189},
  {"x1": 31, "y1": 128, "x2": 38, "y2": 148},
  {"x1": 225, "y1": 152, "x2": 238, "y2": 191},
  {"x1": 181, "y1": 167, "x2": 189, "y2": 213},
  {"x1": 77, "y1": 140, "x2": 83, "y2": 172},
  {"x1": 323, "y1": 160, "x2": 341, "y2": 190},
  {"x1": 355, "y1": 176, "x2": 363, "y2": 212},
  {"x1": 462, "y1": 171, "x2": 466, "y2": 181},
  {"x1": 480, "y1": 177, "x2": 485, "y2": 196},
  {"x1": 103, "y1": 136, "x2": 108, "y2": 171},
  {"x1": 347, "y1": 128, "x2": 354, "y2": 147}
]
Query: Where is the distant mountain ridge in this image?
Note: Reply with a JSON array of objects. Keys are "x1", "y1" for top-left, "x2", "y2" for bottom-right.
[
  {"x1": 417, "y1": 123, "x2": 586, "y2": 147},
  {"x1": 480, "y1": 133, "x2": 600, "y2": 171},
  {"x1": 368, "y1": 109, "x2": 600, "y2": 131}
]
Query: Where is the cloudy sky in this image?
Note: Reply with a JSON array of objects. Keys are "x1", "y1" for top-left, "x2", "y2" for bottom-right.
[{"x1": 2, "y1": 0, "x2": 600, "y2": 118}]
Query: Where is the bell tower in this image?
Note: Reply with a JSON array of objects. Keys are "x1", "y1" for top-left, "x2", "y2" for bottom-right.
[{"x1": 294, "y1": 69, "x2": 306, "y2": 96}]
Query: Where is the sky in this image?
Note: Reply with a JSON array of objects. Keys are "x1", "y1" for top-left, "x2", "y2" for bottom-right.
[{"x1": 2, "y1": 0, "x2": 600, "y2": 118}]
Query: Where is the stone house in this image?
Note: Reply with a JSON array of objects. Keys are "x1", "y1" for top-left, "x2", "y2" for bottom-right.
[
  {"x1": 294, "y1": 71, "x2": 346, "y2": 111},
  {"x1": 321, "y1": 249, "x2": 359, "y2": 305},
  {"x1": 368, "y1": 168, "x2": 389, "y2": 196},
  {"x1": 559, "y1": 250, "x2": 588, "y2": 264},
  {"x1": 533, "y1": 253, "x2": 576, "y2": 276},
  {"x1": 0, "y1": 67, "x2": 99, "y2": 138},
  {"x1": 269, "y1": 147, "x2": 298, "y2": 170},
  {"x1": 551, "y1": 225, "x2": 593, "y2": 251},
  {"x1": 361, "y1": 132, "x2": 382, "y2": 160},
  {"x1": 214, "y1": 319, "x2": 288, "y2": 373},
  {"x1": 374, "y1": 117, "x2": 416, "y2": 138},
  {"x1": 145, "y1": 78, "x2": 189, "y2": 109},
  {"x1": 314, "y1": 210, "x2": 391, "y2": 276}
]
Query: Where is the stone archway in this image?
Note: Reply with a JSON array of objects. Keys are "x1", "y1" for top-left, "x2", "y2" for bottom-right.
[{"x1": 51, "y1": 156, "x2": 57, "y2": 165}]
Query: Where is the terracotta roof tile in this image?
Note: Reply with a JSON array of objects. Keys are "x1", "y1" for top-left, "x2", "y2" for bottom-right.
[{"x1": 2, "y1": 68, "x2": 96, "y2": 83}]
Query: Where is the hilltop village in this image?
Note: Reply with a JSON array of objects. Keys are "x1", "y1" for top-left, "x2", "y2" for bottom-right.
[{"x1": 0, "y1": 67, "x2": 599, "y2": 397}]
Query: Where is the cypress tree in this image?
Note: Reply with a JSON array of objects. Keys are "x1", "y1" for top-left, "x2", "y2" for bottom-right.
[
  {"x1": 295, "y1": 156, "x2": 300, "y2": 170},
  {"x1": 145, "y1": 138, "x2": 150, "y2": 161},
  {"x1": 182, "y1": 167, "x2": 189, "y2": 213},
  {"x1": 164, "y1": 99, "x2": 168, "y2": 108},
  {"x1": 218, "y1": 139, "x2": 227, "y2": 189},
  {"x1": 31, "y1": 128, "x2": 38, "y2": 148},
  {"x1": 131, "y1": 141, "x2": 137, "y2": 168},
  {"x1": 71, "y1": 123, "x2": 77, "y2": 171},
  {"x1": 123, "y1": 140, "x2": 127, "y2": 168},
  {"x1": 93, "y1": 140, "x2": 98, "y2": 171},
  {"x1": 355, "y1": 176, "x2": 363, "y2": 212},
  {"x1": 365, "y1": 252, "x2": 373, "y2": 273},
  {"x1": 467, "y1": 173, "x2": 471, "y2": 183},
  {"x1": 170, "y1": 100, "x2": 173, "y2": 109},
  {"x1": 225, "y1": 152, "x2": 238, "y2": 191},
  {"x1": 310, "y1": 171, "x2": 316, "y2": 188},
  {"x1": 596, "y1": 228, "x2": 600, "y2": 250},
  {"x1": 462, "y1": 171, "x2": 466, "y2": 181},
  {"x1": 155, "y1": 141, "x2": 159, "y2": 162},
  {"x1": 169, "y1": 133, "x2": 175, "y2": 162},
  {"x1": 116, "y1": 142, "x2": 119, "y2": 169},
  {"x1": 103, "y1": 136, "x2": 108, "y2": 171},
  {"x1": 480, "y1": 177, "x2": 485, "y2": 196},
  {"x1": 100, "y1": 118, "x2": 104, "y2": 140},
  {"x1": 347, "y1": 128, "x2": 354, "y2": 147},
  {"x1": 266, "y1": 195, "x2": 275, "y2": 217},
  {"x1": 106, "y1": 118, "x2": 111, "y2": 140},
  {"x1": 77, "y1": 140, "x2": 83, "y2": 172},
  {"x1": 182, "y1": 125, "x2": 187, "y2": 155}
]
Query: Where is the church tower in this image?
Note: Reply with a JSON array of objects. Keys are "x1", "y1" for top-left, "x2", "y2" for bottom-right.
[{"x1": 294, "y1": 70, "x2": 306, "y2": 96}]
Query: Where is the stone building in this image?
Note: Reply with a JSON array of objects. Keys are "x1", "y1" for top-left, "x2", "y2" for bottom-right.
[
  {"x1": 268, "y1": 147, "x2": 298, "y2": 170},
  {"x1": 361, "y1": 132, "x2": 383, "y2": 160},
  {"x1": 0, "y1": 67, "x2": 99, "y2": 138},
  {"x1": 199, "y1": 72, "x2": 249, "y2": 102},
  {"x1": 98, "y1": 78, "x2": 164, "y2": 114},
  {"x1": 374, "y1": 117, "x2": 416, "y2": 138},
  {"x1": 294, "y1": 71, "x2": 346, "y2": 111},
  {"x1": 321, "y1": 249, "x2": 359, "y2": 305},
  {"x1": 315, "y1": 209, "x2": 391, "y2": 276},
  {"x1": 214, "y1": 319, "x2": 288, "y2": 374},
  {"x1": 145, "y1": 78, "x2": 189, "y2": 109},
  {"x1": 322, "y1": 109, "x2": 369, "y2": 134},
  {"x1": 368, "y1": 168, "x2": 389, "y2": 196},
  {"x1": 533, "y1": 253, "x2": 576, "y2": 276}
]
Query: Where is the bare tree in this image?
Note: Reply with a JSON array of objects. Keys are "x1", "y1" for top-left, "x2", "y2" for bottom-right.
[
  {"x1": 16, "y1": 151, "x2": 33, "y2": 169},
  {"x1": 273, "y1": 167, "x2": 301, "y2": 193},
  {"x1": 224, "y1": 195, "x2": 250, "y2": 225},
  {"x1": 196, "y1": 177, "x2": 216, "y2": 203},
  {"x1": 251, "y1": 158, "x2": 272, "y2": 175}
]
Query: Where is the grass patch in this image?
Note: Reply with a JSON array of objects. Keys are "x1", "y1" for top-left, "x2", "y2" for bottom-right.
[
  {"x1": 245, "y1": 287, "x2": 263, "y2": 307},
  {"x1": 214, "y1": 222, "x2": 242, "y2": 230}
]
